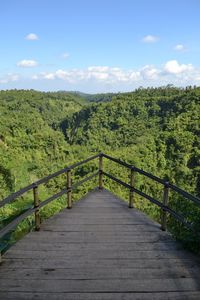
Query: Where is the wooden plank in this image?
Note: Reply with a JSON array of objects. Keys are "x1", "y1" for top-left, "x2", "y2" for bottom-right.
[
  {"x1": 18, "y1": 229, "x2": 172, "y2": 241},
  {"x1": 42, "y1": 219, "x2": 153, "y2": 225},
  {"x1": 2, "y1": 257, "x2": 200, "y2": 270},
  {"x1": 0, "y1": 189, "x2": 200, "y2": 299},
  {"x1": 10, "y1": 240, "x2": 182, "y2": 251},
  {"x1": 0, "y1": 278, "x2": 200, "y2": 292},
  {"x1": 41, "y1": 224, "x2": 160, "y2": 231},
  {"x1": 0, "y1": 292, "x2": 200, "y2": 300},
  {"x1": 5, "y1": 249, "x2": 198, "y2": 260},
  {"x1": 1, "y1": 266, "x2": 200, "y2": 280}
]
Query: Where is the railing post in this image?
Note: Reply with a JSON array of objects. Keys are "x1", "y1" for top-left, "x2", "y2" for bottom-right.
[
  {"x1": 161, "y1": 182, "x2": 169, "y2": 231},
  {"x1": 33, "y1": 185, "x2": 40, "y2": 231},
  {"x1": 99, "y1": 153, "x2": 103, "y2": 190},
  {"x1": 67, "y1": 169, "x2": 72, "y2": 209},
  {"x1": 129, "y1": 167, "x2": 134, "y2": 208}
]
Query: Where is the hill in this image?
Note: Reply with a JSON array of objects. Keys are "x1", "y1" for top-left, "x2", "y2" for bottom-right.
[
  {"x1": 63, "y1": 87, "x2": 200, "y2": 196},
  {"x1": 0, "y1": 90, "x2": 86, "y2": 198},
  {"x1": 67, "y1": 91, "x2": 116, "y2": 102},
  {"x1": 0, "y1": 86, "x2": 200, "y2": 252}
]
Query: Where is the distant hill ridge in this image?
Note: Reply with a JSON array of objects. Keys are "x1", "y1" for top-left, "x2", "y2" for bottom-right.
[{"x1": 0, "y1": 86, "x2": 200, "y2": 252}]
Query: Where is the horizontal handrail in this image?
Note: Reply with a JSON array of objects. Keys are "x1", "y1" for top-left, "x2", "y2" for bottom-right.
[
  {"x1": 0, "y1": 153, "x2": 99, "y2": 208},
  {"x1": 0, "y1": 171, "x2": 99, "y2": 239},
  {"x1": 102, "y1": 153, "x2": 200, "y2": 205},
  {"x1": 102, "y1": 153, "x2": 166, "y2": 184},
  {"x1": 103, "y1": 171, "x2": 200, "y2": 235},
  {"x1": 168, "y1": 183, "x2": 200, "y2": 205},
  {"x1": 102, "y1": 171, "x2": 131, "y2": 189},
  {"x1": 1, "y1": 152, "x2": 199, "y2": 208},
  {"x1": 72, "y1": 171, "x2": 99, "y2": 190},
  {"x1": 103, "y1": 171, "x2": 165, "y2": 210},
  {"x1": 0, "y1": 152, "x2": 199, "y2": 242},
  {"x1": 0, "y1": 207, "x2": 36, "y2": 238},
  {"x1": 38, "y1": 189, "x2": 68, "y2": 210},
  {"x1": 102, "y1": 153, "x2": 132, "y2": 169}
]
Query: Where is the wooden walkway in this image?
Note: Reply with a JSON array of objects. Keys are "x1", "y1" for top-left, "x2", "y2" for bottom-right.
[{"x1": 0, "y1": 189, "x2": 200, "y2": 299}]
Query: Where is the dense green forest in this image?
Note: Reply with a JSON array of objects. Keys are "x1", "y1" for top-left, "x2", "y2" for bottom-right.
[
  {"x1": 0, "y1": 87, "x2": 200, "y2": 253},
  {"x1": 67, "y1": 91, "x2": 116, "y2": 102}
]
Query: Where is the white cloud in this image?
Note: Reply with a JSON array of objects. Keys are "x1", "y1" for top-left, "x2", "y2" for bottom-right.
[
  {"x1": 55, "y1": 69, "x2": 73, "y2": 82},
  {"x1": 129, "y1": 71, "x2": 141, "y2": 81},
  {"x1": 32, "y1": 62, "x2": 198, "y2": 85},
  {"x1": 174, "y1": 44, "x2": 186, "y2": 51},
  {"x1": 39, "y1": 72, "x2": 55, "y2": 80},
  {"x1": 25, "y1": 33, "x2": 39, "y2": 40},
  {"x1": 140, "y1": 65, "x2": 160, "y2": 80},
  {"x1": 0, "y1": 73, "x2": 20, "y2": 84},
  {"x1": 33, "y1": 67, "x2": 132, "y2": 83},
  {"x1": 43, "y1": 73, "x2": 55, "y2": 80},
  {"x1": 87, "y1": 66, "x2": 109, "y2": 81},
  {"x1": 9, "y1": 60, "x2": 200, "y2": 92},
  {"x1": 17, "y1": 59, "x2": 38, "y2": 67},
  {"x1": 164, "y1": 60, "x2": 193, "y2": 74},
  {"x1": 88, "y1": 66, "x2": 109, "y2": 72},
  {"x1": 32, "y1": 75, "x2": 39, "y2": 80},
  {"x1": 62, "y1": 52, "x2": 70, "y2": 59},
  {"x1": 142, "y1": 35, "x2": 159, "y2": 43}
]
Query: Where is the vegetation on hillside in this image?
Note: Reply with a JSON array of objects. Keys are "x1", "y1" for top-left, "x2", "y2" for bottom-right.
[
  {"x1": 0, "y1": 87, "x2": 200, "y2": 253},
  {"x1": 68, "y1": 91, "x2": 116, "y2": 102}
]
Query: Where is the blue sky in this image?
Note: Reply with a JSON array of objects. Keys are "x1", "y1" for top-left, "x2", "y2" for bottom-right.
[{"x1": 1, "y1": 0, "x2": 200, "y2": 93}]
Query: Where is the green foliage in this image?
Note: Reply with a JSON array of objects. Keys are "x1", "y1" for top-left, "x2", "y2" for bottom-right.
[
  {"x1": 0, "y1": 86, "x2": 200, "y2": 253},
  {"x1": 68, "y1": 91, "x2": 116, "y2": 102}
]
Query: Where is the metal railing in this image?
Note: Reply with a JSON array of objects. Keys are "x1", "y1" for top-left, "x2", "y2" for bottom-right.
[{"x1": 0, "y1": 152, "x2": 200, "y2": 244}]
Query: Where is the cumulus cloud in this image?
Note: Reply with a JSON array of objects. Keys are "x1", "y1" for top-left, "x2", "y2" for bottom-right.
[
  {"x1": 32, "y1": 61, "x2": 198, "y2": 84},
  {"x1": 87, "y1": 66, "x2": 110, "y2": 81},
  {"x1": 39, "y1": 72, "x2": 55, "y2": 80},
  {"x1": 55, "y1": 69, "x2": 75, "y2": 83},
  {"x1": 17, "y1": 59, "x2": 38, "y2": 67},
  {"x1": 21, "y1": 60, "x2": 200, "y2": 92},
  {"x1": 44, "y1": 73, "x2": 55, "y2": 80},
  {"x1": 25, "y1": 33, "x2": 39, "y2": 40},
  {"x1": 164, "y1": 60, "x2": 193, "y2": 74},
  {"x1": 174, "y1": 44, "x2": 186, "y2": 51},
  {"x1": 0, "y1": 73, "x2": 20, "y2": 84},
  {"x1": 142, "y1": 35, "x2": 159, "y2": 43},
  {"x1": 33, "y1": 65, "x2": 160, "y2": 85},
  {"x1": 140, "y1": 65, "x2": 160, "y2": 80}
]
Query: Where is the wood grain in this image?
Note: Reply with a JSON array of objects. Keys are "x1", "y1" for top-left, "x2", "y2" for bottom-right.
[{"x1": 0, "y1": 189, "x2": 200, "y2": 299}]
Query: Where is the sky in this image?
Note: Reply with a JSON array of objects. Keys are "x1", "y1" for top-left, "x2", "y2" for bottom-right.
[{"x1": 1, "y1": 0, "x2": 200, "y2": 93}]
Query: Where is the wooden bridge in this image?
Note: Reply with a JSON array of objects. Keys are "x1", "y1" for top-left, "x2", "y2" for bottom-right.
[{"x1": 0, "y1": 153, "x2": 200, "y2": 299}]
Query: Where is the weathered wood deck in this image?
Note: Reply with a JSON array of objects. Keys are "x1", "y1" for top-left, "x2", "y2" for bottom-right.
[{"x1": 0, "y1": 189, "x2": 200, "y2": 299}]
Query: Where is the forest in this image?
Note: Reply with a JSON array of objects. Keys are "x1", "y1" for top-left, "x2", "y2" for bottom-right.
[{"x1": 0, "y1": 86, "x2": 200, "y2": 253}]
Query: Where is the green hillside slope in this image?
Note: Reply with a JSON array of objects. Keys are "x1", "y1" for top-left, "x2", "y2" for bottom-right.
[{"x1": 0, "y1": 87, "x2": 200, "y2": 252}]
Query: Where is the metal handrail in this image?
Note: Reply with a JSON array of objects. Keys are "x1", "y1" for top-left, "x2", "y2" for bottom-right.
[
  {"x1": 0, "y1": 153, "x2": 99, "y2": 208},
  {"x1": 0, "y1": 155, "x2": 100, "y2": 239},
  {"x1": 102, "y1": 153, "x2": 200, "y2": 205},
  {"x1": 0, "y1": 152, "x2": 199, "y2": 241},
  {"x1": 102, "y1": 171, "x2": 199, "y2": 234}
]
